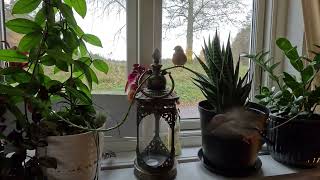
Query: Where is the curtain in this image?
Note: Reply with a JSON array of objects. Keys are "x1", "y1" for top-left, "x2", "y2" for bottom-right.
[
  {"x1": 302, "y1": 0, "x2": 320, "y2": 56},
  {"x1": 301, "y1": 0, "x2": 320, "y2": 88}
]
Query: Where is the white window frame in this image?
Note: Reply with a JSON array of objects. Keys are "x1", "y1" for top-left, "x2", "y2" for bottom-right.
[
  {"x1": 103, "y1": 0, "x2": 307, "y2": 156},
  {"x1": 2, "y1": 0, "x2": 305, "y2": 156}
]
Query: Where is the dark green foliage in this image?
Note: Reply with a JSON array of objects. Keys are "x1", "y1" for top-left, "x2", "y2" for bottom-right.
[
  {"x1": 0, "y1": 0, "x2": 109, "y2": 178},
  {"x1": 194, "y1": 31, "x2": 252, "y2": 113},
  {"x1": 249, "y1": 37, "x2": 320, "y2": 117}
]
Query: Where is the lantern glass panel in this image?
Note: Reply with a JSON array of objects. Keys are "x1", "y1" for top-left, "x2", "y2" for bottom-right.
[{"x1": 138, "y1": 113, "x2": 172, "y2": 168}]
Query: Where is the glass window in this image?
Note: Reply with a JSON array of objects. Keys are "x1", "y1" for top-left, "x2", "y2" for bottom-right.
[
  {"x1": 162, "y1": 0, "x2": 253, "y2": 119},
  {"x1": 4, "y1": 0, "x2": 127, "y2": 93}
]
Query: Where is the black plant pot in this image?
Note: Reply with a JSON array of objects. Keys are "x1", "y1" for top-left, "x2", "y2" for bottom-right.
[
  {"x1": 198, "y1": 100, "x2": 269, "y2": 176},
  {"x1": 267, "y1": 114, "x2": 320, "y2": 167}
]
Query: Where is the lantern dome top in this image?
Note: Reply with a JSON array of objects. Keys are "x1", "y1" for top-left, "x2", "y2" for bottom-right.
[{"x1": 136, "y1": 49, "x2": 179, "y2": 101}]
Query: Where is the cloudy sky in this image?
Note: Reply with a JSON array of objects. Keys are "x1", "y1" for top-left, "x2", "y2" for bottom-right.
[
  {"x1": 5, "y1": 0, "x2": 252, "y2": 60},
  {"x1": 75, "y1": 0, "x2": 252, "y2": 60}
]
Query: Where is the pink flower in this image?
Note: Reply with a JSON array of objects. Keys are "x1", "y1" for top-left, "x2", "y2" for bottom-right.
[{"x1": 125, "y1": 64, "x2": 146, "y2": 101}]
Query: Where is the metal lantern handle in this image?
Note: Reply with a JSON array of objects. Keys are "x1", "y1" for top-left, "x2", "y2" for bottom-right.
[{"x1": 138, "y1": 70, "x2": 175, "y2": 99}]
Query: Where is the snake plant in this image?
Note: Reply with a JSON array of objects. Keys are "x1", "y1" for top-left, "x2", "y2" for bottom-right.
[{"x1": 194, "y1": 32, "x2": 252, "y2": 114}]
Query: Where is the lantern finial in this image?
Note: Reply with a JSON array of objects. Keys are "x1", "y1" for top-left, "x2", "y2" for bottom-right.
[{"x1": 152, "y1": 48, "x2": 161, "y2": 65}]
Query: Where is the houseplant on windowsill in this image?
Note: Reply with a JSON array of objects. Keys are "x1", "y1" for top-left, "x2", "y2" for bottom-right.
[
  {"x1": 249, "y1": 37, "x2": 320, "y2": 167},
  {"x1": 0, "y1": 0, "x2": 134, "y2": 179},
  {"x1": 192, "y1": 32, "x2": 269, "y2": 176}
]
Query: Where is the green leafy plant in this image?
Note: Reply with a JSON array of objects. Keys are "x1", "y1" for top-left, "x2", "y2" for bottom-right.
[
  {"x1": 249, "y1": 37, "x2": 320, "y2": 117},
  {"x1": 193, "y1": 32, "x2": 252, "y2": 113},
  {"x1": 0, "y1": 0, "x2": 109, "y2": 177}
]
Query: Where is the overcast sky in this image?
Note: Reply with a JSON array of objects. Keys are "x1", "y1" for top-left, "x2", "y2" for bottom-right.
[{"x1": 5, "y1": 0, "x2": 252, "y2": 61}]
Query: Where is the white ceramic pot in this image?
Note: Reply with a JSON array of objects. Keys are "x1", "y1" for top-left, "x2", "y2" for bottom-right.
[{"x1": 37, "y1": 131, "x2": 104, "y2": 180}]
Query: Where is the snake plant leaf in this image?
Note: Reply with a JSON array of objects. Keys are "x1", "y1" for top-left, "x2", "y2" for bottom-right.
[
  {"x1": 213, "y1": 32, "x2": 223, "y2": 73},
  {"x1": 234, "y1": 57, "x2": 240, "y2": 87},
  {"x1": 195, "y1": 33, "x2": 252, "y2": 113},
  {"x1": 195, "y1": 54, "x2": 211, "y2": 79}
]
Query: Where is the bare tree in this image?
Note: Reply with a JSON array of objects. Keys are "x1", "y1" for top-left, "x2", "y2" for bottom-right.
[
  {"x1": 88, "y1": 0, "x2": 246, "y2": 61},
  {"x1": 88, "y1": 0, "x2": 126, "y2": 42},
  {"x1": 163, "y1": 0, "x2": 246, "y2": 61},
  {"x1": 231, "y1": 13, "x2": 252, "y2": 66}
]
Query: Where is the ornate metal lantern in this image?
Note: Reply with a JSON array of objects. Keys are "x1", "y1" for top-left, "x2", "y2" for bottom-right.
[{"x1": 134, "y1": 49, "x2": 179, "y2": 180}]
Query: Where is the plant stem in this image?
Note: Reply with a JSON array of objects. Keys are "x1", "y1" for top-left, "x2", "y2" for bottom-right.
[
  {"x1": 52, "y1": 74, "x2": 152, "y2": 132},
  {"x1": 269, "y1": 113, "x2": 300, "y2": 130}
]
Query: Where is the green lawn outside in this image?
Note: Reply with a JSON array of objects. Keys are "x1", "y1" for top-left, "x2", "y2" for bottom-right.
[{"x1": 45, "y1": 59, "x2": 249, "y2": 107}]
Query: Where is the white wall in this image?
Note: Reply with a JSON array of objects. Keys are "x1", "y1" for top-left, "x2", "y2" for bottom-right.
[{"x1": 93, "y1": 94, "x2": 137, "y2": 137}]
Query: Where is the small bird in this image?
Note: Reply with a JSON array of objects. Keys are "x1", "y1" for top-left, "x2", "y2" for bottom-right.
[{"x1": 172, "y1": 46, "x2": 187, "y2": 66}]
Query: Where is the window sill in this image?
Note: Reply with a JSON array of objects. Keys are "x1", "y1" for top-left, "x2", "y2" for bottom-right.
[
  {"x1": 101, "y1": 147, "x2": 199, "y2": 170},
  {"x1": 100, "y1": 154, "x2": 320, "y2": 179}
]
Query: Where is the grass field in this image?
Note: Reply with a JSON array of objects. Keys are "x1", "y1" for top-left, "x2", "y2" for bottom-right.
[{"x1": 46, "y1": 59, "x2": 249, "y2": 107}]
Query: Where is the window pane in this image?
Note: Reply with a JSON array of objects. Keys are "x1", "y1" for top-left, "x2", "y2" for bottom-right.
[
  {"x1": 162, "y1": 0, "x2": 253, "y2": 118},
  {"x1": 81, "y1": 0, "x2": 127, "y2": 93},
  {"x1": 4, "y1": 0, "x2": 127, "y2": 93}
]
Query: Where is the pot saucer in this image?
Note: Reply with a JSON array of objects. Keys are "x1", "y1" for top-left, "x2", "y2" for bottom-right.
[{"x1": 198, "y1": 148, "x2": 262, "y2": 177}]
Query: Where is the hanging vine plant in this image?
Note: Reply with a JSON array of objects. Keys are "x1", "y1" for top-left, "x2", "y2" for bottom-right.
[{"x1": 0, "y1": 0, "x2": 113, "y2": 178}]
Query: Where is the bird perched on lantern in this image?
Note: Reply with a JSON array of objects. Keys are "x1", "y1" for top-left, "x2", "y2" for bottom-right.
[{"x1": 172, "y1": 46, "x2": 187, "y2": 66}]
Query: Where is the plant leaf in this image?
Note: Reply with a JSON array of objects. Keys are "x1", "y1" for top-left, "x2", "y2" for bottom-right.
[
  {"x1": 71, "y1": 0, "x2": 87, "y2": 18},
  {"x1": 6, "y1": 102, "x2": 26, "y2": 129},
  {"x1": 6, "y1": 18, "x2": 42, "y2": 34},
  {"x1": 0, "y1": 84, "x2": 25, "y2": 96},
  {"x1": 276, "y1": 38, "x2": 292, "y2": 51},
  {"x1": 75, "y1": 79, "x2": 91, "y2": 98},
  {"x1": 58, "y1": 3, "x2": 77, "y2": 27},
  {"x1": 12, "y1": 0, "x2": 41, "y2": 14},
  {"x1": 93, "y1": 59, "x2": 108, "y2": 74},
  {"x1": 62, "y1": 29, "x2": 80, "y2": 53},
  {"x1": 47, "y1": 49, "x2": 73, "y2": 64},
  {"x1": 283, "y1": 72, "x2": 301, "y2": 91},
  {"x1": 18, "y1": 31, "x2": 42, "y2": 52},
  {"x1": 0, "y1": 50, "x2": 28, "y2": 62},
  {"x1": 41, "y1": 55, "x2": 56, "y2": 66},
  {"x1": 74, "y1": 60, "x2": 93, "y2": 89},
  {"x1": 65, "y1": 86, "x2": 92, "y2": 105},
  {"x1": 55, "y1": 59, "x2": 69, "y2": 72},
  {"x1": 89, "y1": 67, "x2": 98, "y2": 84},
  {"x1": 35, "y1": 8, "x2": 46, "y2": 25},
  {"x1": 82, "y1": 34, "x2": 102, "y2": 47},
  {"x1": 301, "y1": 65, "x2": 314, "y2": 84}
]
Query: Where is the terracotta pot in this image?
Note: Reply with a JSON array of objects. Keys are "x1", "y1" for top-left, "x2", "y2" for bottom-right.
[{"x1": 37, "y1": 131, "x2": 104, "y2": 180}]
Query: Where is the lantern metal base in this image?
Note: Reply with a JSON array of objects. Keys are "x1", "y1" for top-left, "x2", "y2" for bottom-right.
[{"x1": 134, "y1": 159, "x2": 177, "y2": 180}]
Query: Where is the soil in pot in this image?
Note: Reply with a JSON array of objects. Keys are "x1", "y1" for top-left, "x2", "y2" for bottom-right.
[
  {"x1": 199, "y1": 100, "x2": 269, "y2": 173},
  {"x1": 267, "y1": 114, "x2": 320, "y2": 167}
]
